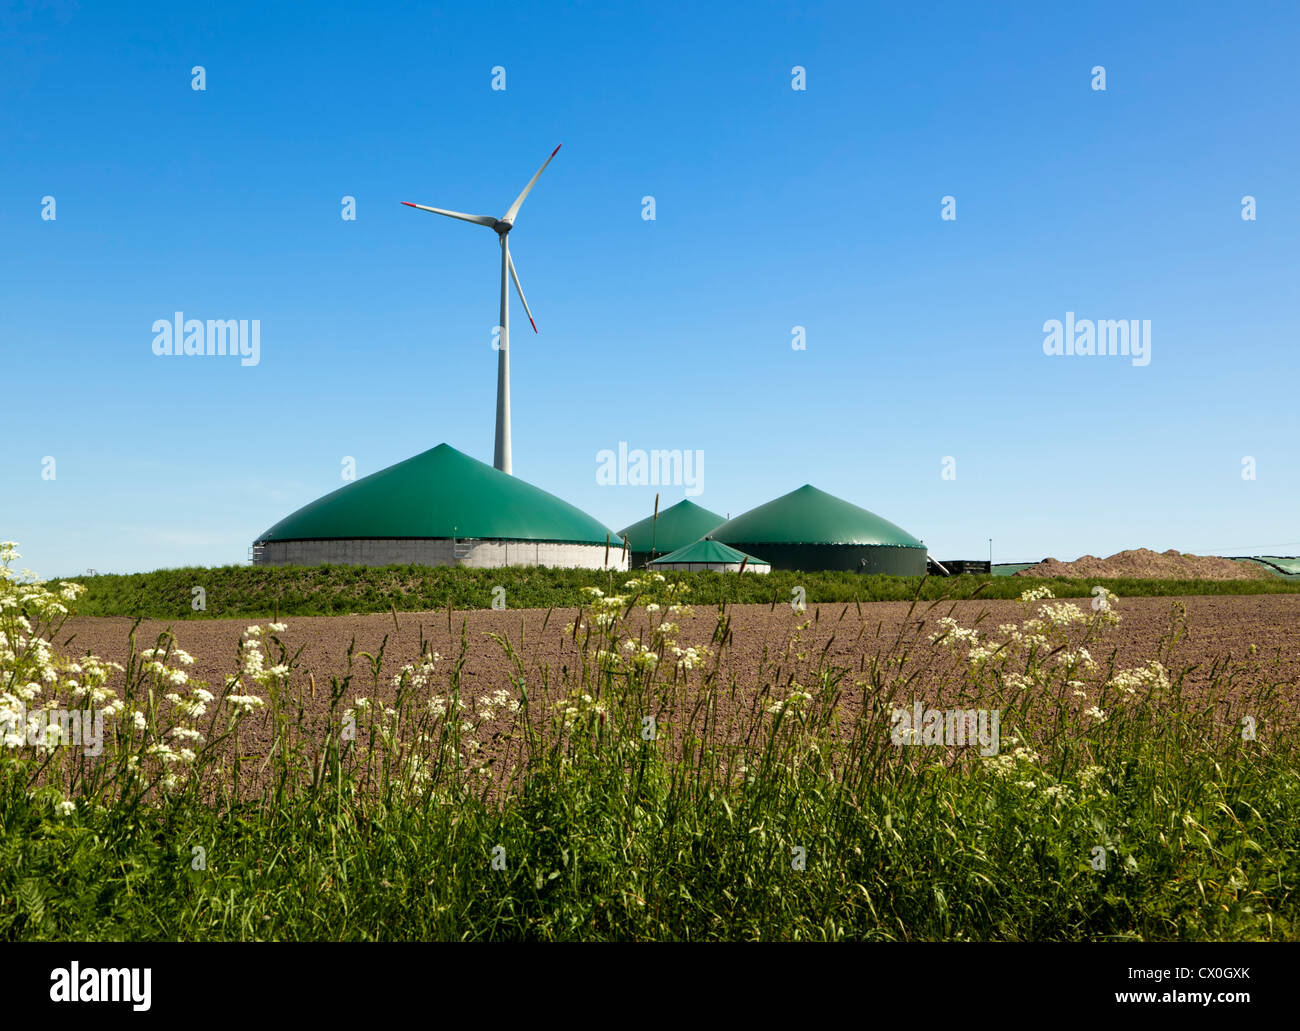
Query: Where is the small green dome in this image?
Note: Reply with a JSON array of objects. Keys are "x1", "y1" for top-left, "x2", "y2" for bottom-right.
[{"x1": 650, "y1": 539, "x2": 770, "y2": 566}]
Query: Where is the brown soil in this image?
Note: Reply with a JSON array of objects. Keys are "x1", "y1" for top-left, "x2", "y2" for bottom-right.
[
  {"x1": 1012, "y1": 548, "x2": 1273, "y2": 581},
  {"x1": 55, "y1": 595, "x2": 1300, "y2": 754}
]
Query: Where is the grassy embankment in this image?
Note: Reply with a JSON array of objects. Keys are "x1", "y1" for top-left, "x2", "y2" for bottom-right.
[{"x1": 60, "y1": 562, "x2": 1300, "y2": 619}]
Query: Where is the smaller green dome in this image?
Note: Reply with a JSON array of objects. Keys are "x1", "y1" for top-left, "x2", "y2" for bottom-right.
[{"x1": 617, "y1": 499, "x2": 726, "y2": 555}]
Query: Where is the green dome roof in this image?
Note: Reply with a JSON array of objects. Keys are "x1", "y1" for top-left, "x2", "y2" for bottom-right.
[
  {"x1": 710, "y1": 485, "x2": 924, "y2": 548},
  {"x1": 617, "y1": 499, "x2": 726, "y2": 555},
  {"x1": 257, "y1": 444, "x2": 620, "y2": 545},
  {"x1": 650, "y1": 539, "x2": 770, "y2": 566}
]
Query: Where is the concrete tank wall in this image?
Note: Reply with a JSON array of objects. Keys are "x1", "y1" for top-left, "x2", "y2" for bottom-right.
[{"x1": 255, "y1": 538, "x2": 629, "y2": 571}]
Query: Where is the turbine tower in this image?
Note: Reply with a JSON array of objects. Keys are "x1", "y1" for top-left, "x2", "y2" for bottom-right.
[{"x1": 403, "y1": 144, "x2": 562, "y2": 475}]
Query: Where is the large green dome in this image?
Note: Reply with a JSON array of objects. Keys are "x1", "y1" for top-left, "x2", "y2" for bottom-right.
[
  {"x1": 710, "y1": 485, "x2": 923, "y2": 547},
  {"x1": 256, "y1": 443, "x2": 619, "y2": 545}
]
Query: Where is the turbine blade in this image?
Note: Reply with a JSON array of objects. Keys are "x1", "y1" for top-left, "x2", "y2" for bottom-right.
[
  {"x1": 401, "y1": 202, "x2": 497, "y2": 228},
  {"x1": 507, "y1": 250, "x2": 537, "y2": 333},
  {"x1": 502, "y1": 144, "x2": 561, "y2": 224}
]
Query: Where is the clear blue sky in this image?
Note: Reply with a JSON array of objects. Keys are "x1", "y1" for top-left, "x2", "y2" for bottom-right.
[{"x1": 3, "y1": 0, "x2": 1297, "y2": 576}]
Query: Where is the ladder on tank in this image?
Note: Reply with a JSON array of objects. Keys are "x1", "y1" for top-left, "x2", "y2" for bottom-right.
[{"x1": 451, "y1": 533, "x2": 473, "y2": 566}]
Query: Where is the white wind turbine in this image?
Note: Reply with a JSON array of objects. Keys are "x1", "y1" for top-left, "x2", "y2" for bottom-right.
[{"x1": 403, "y1": 144, "x2": 562, "y2": 476}]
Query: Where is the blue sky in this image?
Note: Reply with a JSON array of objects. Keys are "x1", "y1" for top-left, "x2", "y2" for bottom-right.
[{"x1": 2, "y1": 0, "x2": 1297, "y2": 575}]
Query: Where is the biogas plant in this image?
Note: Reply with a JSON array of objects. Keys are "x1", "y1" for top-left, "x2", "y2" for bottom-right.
[{"x1": 252, "y1": 148, "x2": 929, "y2": 575}]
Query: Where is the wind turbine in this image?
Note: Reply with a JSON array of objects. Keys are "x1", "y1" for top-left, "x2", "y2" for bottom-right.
[{"x1": 402, "y1": 144, "x2": 562, "y2": 476}]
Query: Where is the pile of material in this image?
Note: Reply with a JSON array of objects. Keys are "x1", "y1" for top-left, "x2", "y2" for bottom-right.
[{"x1": 1012, "y1": 548, "x2": 1273, "y2": 581}]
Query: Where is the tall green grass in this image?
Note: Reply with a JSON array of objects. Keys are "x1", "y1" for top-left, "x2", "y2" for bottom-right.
[{"x1": 4, "y1": 549, "x2": 1298, "y2": 941}]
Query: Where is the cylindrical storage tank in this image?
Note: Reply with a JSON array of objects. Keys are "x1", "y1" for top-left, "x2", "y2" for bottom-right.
[
  {"x1": 617, "y1": 499, "x2": 726, "y2": 567},
  {"x1": 710, "y1": 484, "x2": 927, "y2": 574},
  {"x1": 649, "y1": 538, "x2": 771, "y2": 573},
  {"x1": 253, "y1": 443, "x2": 628, "y2": 570}
]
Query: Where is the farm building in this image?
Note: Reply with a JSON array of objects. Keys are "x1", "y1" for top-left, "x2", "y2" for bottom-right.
[
  {"x1": 252, "y1": 443, "x2": 628, "y2": 570},
  {"x1": 617, "y1": 499, "x2": 726, "y2": 567},
  {"x1": 649, "y1": 538, "x2": 771, "y2": 573},
  {"x1": 709, "y1": 484, "x2": 927, "y2": 574}
]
